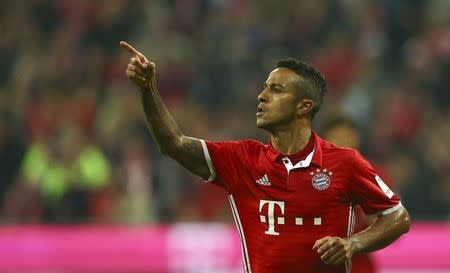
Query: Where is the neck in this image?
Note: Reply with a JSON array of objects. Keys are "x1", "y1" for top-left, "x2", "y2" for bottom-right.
[{"x1": 270, "y1": 121, "x2": 312, "y2": 155}]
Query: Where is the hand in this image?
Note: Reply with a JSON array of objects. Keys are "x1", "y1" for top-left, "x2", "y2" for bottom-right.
[
  {"x1": 312, "y1": 236, "x2": 355, "y2": 266},
  {"x1": 120, "y1": 41, "x2": 156, "y2": 90}
]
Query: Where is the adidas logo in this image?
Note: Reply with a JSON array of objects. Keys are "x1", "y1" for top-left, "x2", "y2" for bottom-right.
[{"x1": 256, "y1": 174, "x2": 271, "y2": 186}]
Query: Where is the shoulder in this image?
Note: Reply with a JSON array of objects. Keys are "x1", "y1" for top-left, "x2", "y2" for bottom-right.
[
  {"x1": 207, "y1": 139, "x2": 265, "y2": 153},
  {"x1": 240, "y1": 139, "x2": 265, "y2": 148},
  {"x1": 233, "y1": 139, "x2": 266, "y2": 154}
]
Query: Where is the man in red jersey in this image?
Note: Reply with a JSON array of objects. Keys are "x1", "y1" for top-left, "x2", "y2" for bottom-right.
[{"x1": 120, "y1": 41, "x2": 410, "y2": 273}]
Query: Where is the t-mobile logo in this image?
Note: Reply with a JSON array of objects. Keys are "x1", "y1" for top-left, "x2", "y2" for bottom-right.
[{"x1": 259, "y1": 200, "x2": 285, "y2": 235}]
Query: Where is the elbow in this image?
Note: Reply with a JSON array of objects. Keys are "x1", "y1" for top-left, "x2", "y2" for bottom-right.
[
  {"x1": 159, "y1": 144, "x2": 177, "y2": 157},
  {"x1": 158, "y1": 147, "x2": 170, "y2": 156},
  {"x1": 403, "y1": 214, "x2": 411, "y2": 234},
  {"x1": 159, "y1": 135, "x2": 183, "y2": 158},
  {"x1": 398, "y1": 208, "x2": 411, "y2": 235},
  {"x1": 155, "y1": 143, "x2": 171, "y2": 156}
]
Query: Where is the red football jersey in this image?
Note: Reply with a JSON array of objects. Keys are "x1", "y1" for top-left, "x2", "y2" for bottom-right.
[{"x1": 200, "y1": 131, "x2": 402, "y2": 273}]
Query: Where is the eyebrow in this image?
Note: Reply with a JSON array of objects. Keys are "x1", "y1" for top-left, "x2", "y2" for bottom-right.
[{"x1": 264, "y1": 82, "x2": 285, "y2": 89}]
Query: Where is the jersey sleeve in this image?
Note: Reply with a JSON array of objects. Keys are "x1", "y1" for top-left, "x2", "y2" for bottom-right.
[
  {"x1": 349, "y1": 151, "x2": 403, "y2": 216},
  {"x1": 200, "y1": 139, "x2": 245, "y2": 193}
]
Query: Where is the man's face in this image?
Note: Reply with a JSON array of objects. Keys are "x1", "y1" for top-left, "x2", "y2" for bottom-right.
[{"x1": 256, "y1": 68, "x2": 303, "y2": 131}]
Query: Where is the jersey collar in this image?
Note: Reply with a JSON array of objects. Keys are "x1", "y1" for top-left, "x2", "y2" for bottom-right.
[{"x1": 266, "y1": 130, "x2": 323, "y2": 168}]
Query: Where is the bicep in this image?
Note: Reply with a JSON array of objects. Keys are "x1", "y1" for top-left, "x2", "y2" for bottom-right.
[
  {"x1": 376, "y1": 206, "x2": 410, "y2": 225},
  {"x1": 372, "y1": 206, "x2": 410, "y2": 234},
  {"x1": 349, "y1": 152, "x2": 400, "y2": 215},
  {"x1": 170, "y1": 135, "x2": 211, "y2": 180}
]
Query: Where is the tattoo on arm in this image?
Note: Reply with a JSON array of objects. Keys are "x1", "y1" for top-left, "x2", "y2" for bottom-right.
[
  {"x1": 140, "y1": 87, "x2": 211, "y2": 180},
  {"x1": 175, "y1": 136, "x2": 211, "y2": 180}
]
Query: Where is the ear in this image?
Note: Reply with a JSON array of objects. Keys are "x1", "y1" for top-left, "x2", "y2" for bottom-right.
[{"x1": 297, "y1": 99, "x2": 315, "y2": 117}]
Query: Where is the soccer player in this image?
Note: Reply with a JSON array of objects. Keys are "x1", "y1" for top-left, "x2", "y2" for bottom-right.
[
  {"x1": 120, "y1": 41, "x2": 410, "y2": 273},
  {"x1": 321, "y1": 114, "x2": 394, "y2": 273}
]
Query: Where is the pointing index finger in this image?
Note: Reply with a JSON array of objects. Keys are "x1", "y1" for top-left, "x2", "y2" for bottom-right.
[{"x1": 120, "y1": 41, "x2": 145, "y2": 62}]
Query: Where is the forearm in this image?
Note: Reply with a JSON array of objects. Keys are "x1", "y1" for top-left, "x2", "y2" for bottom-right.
[
  {"x1": 141, "y1": 86, "x2": 210, "y2": 179},
  {"x1": 349, "y1": 207, "x2": 410, "y2": 254},
  {"x1": 141, "y1": 84, "x2": 182, "y2": 155},
  {"x1": 121, "y1": 42, "x2": 210, "y2": 179}
]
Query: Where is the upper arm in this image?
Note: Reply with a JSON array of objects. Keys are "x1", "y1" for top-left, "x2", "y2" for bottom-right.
[
  {"x1": 350, "y1": 205, "x2": 410, "y2": 254},
  {"x1": 168, "y1": 136, "x2": 246, "y2": 191},
  {"x1": 374, "y1": 205, "x2": 411, "y2": 234},
  {"x1": 377, "y1": 205, "x2": 410, "y2": 224},
  {"x1": 168, "y1": 135, "x2": 211, "y2": 180},
  {"x1": 349, "y1": 151, "x2": 401, "y2": 215}
]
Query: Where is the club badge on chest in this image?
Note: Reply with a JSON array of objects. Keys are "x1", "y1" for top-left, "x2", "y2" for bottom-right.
[{"x1": 310, "y1": 168, "x2": 332, "y2": 191}]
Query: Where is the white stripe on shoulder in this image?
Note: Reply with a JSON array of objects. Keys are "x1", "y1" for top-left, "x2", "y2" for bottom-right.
[
  {"x1": 370, "y1": 202, "x2": 403, "y2": 217},
  {"x1": 200, "y1": 139, "x2": 216, "y2": 182}
]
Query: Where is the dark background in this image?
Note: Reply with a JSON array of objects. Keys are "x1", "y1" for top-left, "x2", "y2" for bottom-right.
[{"x1": 0, "y1": 0, "x2": 449, "y2": 224}]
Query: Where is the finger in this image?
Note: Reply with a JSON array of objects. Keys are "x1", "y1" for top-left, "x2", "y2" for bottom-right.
[
  {"x1": 120, "y1": 41, "x2": 141, "y2": 56},
  {"x1": 120, "y1": 41, "x2": 145, "y2": 62},
  {"x1": 317, "y1": 240, "x2": 334, "y2": 254},
  {"x1": 126, "y1": 70, "x2": 147, "y2": 83},
  {"x1": 131, "y1": 57, "x2": 146, "y2": 69},
  {"x1": 128, "y1": 63, "x2": 144, "y2": 76},
  {"x1": 312, "y1": 237, "x2": 330, "y2": 251},
  {"x1": 331, "y1": 254, "x2": 348, "y2": 265},
  {"x1": 322, "y1": 247, "x2": 345, "y2": 264},
  {"x1": 320, "y1": 244, "x2": 340, "y2": 261}
]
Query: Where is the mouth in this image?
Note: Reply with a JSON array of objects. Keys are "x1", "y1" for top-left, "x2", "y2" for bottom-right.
[{"x1": 256, "y1": 106, "x2": 265, "y2": 117}]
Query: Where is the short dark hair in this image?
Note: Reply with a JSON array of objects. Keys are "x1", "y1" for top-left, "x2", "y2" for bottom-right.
[{"x1": 276, "y1": 58, "x2": 327, "y2": 119}]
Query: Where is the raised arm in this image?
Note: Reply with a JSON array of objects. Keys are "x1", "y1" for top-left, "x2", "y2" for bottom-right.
[{"x1": 120, "y1": 41, "x2": 211, "y2": 180}]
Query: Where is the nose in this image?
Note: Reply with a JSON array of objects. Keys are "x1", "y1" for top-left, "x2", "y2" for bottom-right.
[{"x1": 258, "y1": 88, "x2": 268, "y2": 103}]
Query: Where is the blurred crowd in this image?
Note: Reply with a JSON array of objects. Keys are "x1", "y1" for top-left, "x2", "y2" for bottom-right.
[{"x1": 0, "y1": 0, "x2": 449, "y2": 224}]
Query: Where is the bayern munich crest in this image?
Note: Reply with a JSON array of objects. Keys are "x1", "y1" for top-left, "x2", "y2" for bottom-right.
[{"x1": 310, "y1": 169, "x2": 332, "y2": 191}]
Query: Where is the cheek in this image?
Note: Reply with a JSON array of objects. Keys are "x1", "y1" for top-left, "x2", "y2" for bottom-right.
[
  {"x1": 279, "y1": 97, "x2": 297, "y2": 111},
  {"x1": 273, "y1": 102, "x2": 297, "y2": 118}
]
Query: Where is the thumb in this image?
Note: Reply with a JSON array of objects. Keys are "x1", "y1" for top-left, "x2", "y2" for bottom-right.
[{"x1": 143, "y1": 61, "x2": 156, "y2": 77}]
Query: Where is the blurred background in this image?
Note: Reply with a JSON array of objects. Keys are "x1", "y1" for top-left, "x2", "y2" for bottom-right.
[{"x1": 0, "y1": 0, "x2": 449, "y2": 272}]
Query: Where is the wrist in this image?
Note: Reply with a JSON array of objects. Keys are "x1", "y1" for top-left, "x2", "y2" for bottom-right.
[
  {"x1": 140, "y1": 84, "x2": 151, "y2": 93},
  {"x1": 348, "y1": 236, "x2": 359, "y2": 255},
  {"x1": 141, "y1": 81, "x2": 156, "y2": 93}
]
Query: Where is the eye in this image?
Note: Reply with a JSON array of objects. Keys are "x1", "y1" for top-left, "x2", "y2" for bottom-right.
[{"x1": 272, "y1": 85, "x2": 282, "y2": 92}]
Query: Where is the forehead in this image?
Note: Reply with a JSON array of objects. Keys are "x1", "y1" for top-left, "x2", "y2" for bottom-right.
[{"x1": 266, "y1": 67, "x2": 302, "y2": 85}]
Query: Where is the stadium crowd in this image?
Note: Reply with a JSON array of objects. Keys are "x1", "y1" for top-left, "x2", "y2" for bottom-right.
[{"x1": 0, "y1": 0, "x2": 449, "y2": 224}]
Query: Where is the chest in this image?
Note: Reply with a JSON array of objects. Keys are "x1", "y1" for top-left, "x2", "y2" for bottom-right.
[{"x1": 242, "y1": 160, "x2": 350, "y2": 216}]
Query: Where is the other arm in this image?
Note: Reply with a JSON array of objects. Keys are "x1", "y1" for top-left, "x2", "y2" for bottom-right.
[
  {"x1": 120, "y1": 41, "x2": 210, "y2": 180},
  {"x1": 313, "y1": 206, "x2": 410, "y2": 265},
  {"x1": 348, "y1": 206, "x2": 410, "y2": 253}
]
